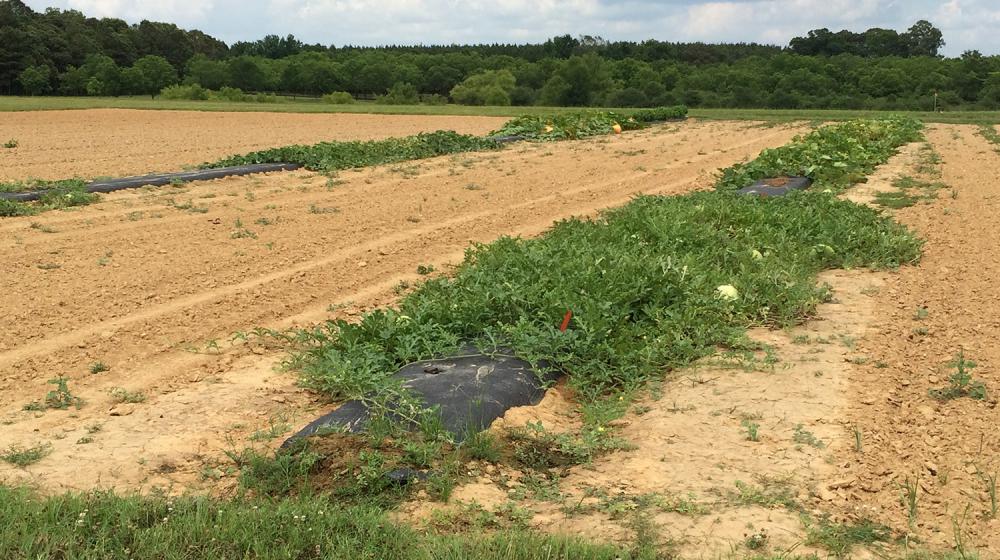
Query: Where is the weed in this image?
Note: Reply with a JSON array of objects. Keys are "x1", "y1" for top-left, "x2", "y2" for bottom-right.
[
  {"x1": 744, "y1": 528, "x2": 768, "y2": 550},
  {"x1": 464, "y1": 183, "x2": 484, "y2": 191},
  {"x1": 901, "y1": 476, "x2": 919, "y2": 526},
  {"x1": 979, "y1": 469, "x2": 998, "y2": 519},
  {"x1": 249, "y1": 417, "x2": 292, "y2": 442},
  {"x1": 25, "y1": 378, "x2": 84, "y2": 411},
  {"x1": 930, "y1": 351, "x2": 987, "y2": 401},
  {"x1": 1, "y1": 443, "x2": 52, "y2": 466},
  {"x1": 227, "y1": 443, "x2": 323, "y2": 496},
  {"x1": 742, "y1": 419, "x2": 761, "y2": 442},
  {"x1": 309, "y1": 204, "x2": 339, "y2": 214},
  {"x1": 89, "y1": 362, "x2": 110, "y2": 374},
  {"x1": 914, "y1": 307, "x2": 929, "y2": 320},
  {"x1": 254, "y1": 217, "x2": 274, "y2": 226},
  {"x1": 509, "y1": 422, "x2": 633, "y2": 470},
  {"x1": 416, "y1": 264, "x2": 436, "y2": 275},
  {"x1": 108, "y1": 387, "x2": 146, "y2": 404},
  {"x1": 230, "y1": 218, "x2": 257, "y2": 239},
  {"x1": 853, "y1": 426, "x2": 864, "y2": 453},
  {"x1": 30, "y1": 222, "x2": 56, "y2": 233},
  {"x1": 805, "y1": 516, "x2": 891, "y2": 556},
  {"x1": 733, "y1": 478, "x2": 798, "y2": 510},
  {"x1": 76, "y1": 436, "x2": 94, "y2": 444},
  {"x1": 3, "y1": 138, "x2": 18, "y2": 149},
  {"x1": 462, "y1": 430, "x2": 501, "y2": 462},
  {"x1": 792, "y1": 424, "x2": 825, "y2": 448}
]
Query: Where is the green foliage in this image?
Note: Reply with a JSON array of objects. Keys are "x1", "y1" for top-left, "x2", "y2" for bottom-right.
[
  {"x1": 804, "y1": 517, "x2": 891, "y2": 556},
  {"x1": 1, "y1": 444, "x2": 52, "y2": 467},
  {"x1": 290, "y1": 181, "x2": 921, "y2": 402},
  {"x1": 716, "y1": 117, "x2": 924, "y2": 192},
  {"x1": 206, "y1": 131, "x2": 500, "y2": 174},
  {"x1": 377, "y1": 82, "x2": 420, "y2": 105},
  {"x1": 323, "y1": 91, "x2": 355, "y2": 104},
  {"x1": 930, "y1": 351, "x2": 987, "y2": 401},
  {"x1": 23, "y1": 377, "x2": 84, "y2": 411},
  {"x1": 450, "y1": 70, "x2": 517, "y2": 106},
  {"x1": 228, "y1": 444, "x2": 324, "y2": 496},
  {"x1": 0, "y1": 486, "x2": 631, "y2": 559},
  {"x1": 17, "y1": 65, "x2": 51, "y2": 95},
  {"x1": 492, "y1": 106, "x2": 687, "y2": 141},
  {"x1": 160, "y1": 83, "x2": 210, "y2": 100}
]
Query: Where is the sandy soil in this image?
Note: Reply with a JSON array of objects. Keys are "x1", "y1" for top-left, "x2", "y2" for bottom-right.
[
  {"x1": 836, "y1": 125, "x2": 1000, "y2": 551},
  {"x1": 0, "y1": 109, "x2": 507, "y2": 181},
  {"x1": 398, "y1": 126, "x2": 1000, "y2": 557},
  {"x1": 0, "y1": 119, "x2": 806, "y2": 494}
]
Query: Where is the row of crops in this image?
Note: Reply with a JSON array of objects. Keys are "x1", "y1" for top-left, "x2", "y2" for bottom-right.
[
  {"x1": 0, "y1": 106, "x2": 688, "y2": 217},
  {"x1": 289, "y1": 117, "x2": 925, "y2": 406}
]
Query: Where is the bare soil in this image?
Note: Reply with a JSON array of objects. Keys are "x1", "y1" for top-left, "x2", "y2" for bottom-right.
[
  {"x1": 0, "y1": 109, "x2": 508, "y2": 181},
  {"x1": 0, "y1": 119, "x2": 804, "y2": 494}
]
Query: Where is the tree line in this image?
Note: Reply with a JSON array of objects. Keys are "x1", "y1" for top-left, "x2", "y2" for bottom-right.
[{"x1": 3, "y1": 0, "x2": 1000, "y2": 110}]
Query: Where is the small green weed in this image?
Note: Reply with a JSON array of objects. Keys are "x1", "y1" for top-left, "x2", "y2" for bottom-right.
[
  {"x1": 3, "y1": 138, "x2": 18, "y2": 149},
  {"x1": 805, "y1": 516, "x2": 891, "y2": 556},
  {"x1": 930, "y1": 351, "x2": 987, "y2": 401},
  {"x1": 742, "y1": 419, "x2": 761, "y2": 442},
  {"x1": 792, "y1": 424, "x2": 825, "y2": 448},
  {"x1": 108, "y1": 387, "x2": 146, "y2": 404},
  {"x1": 89, "y1": 362, "x2": 110, "y2": 374},
  {"x1": 1, "y1": 443, "x2": 52, "y2": 466},
  {"x1": 463, "y1": 430, "x2": 501, "y2": 462},
  {"x1": 24, "y1": 378, "x2": 84, "y2": 411}
]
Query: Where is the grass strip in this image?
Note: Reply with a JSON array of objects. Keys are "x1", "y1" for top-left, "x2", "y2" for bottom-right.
[
  {"x1": 0, "y1": 486, "x2": 630, "y2": 560},
  {"x1": 716, "y1": 117, "x2": 924, "y2": 192}
]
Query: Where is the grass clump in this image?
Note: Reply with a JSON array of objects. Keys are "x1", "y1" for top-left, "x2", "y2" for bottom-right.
[
  {"x1": 1, "y1": 444, "x2": 52, "y2": 467},
  {"x1": 930, "y1": 351, "x2": 987, "y2": 401},
  {"x1": 0, "y1": 486, "x2": 630, "y2": 560},
  {"x1": 3, "y1": 138, "x2": 17, "y2": 149},
  {"x1": 108, "y1": 387, "x2": 146, "y2": 404},
  {"x1": 716, "y1": 117, "x2": 924, "y2": 192},
  {"x1": 804, "y1": 516, "x2": 891, "y2": 556}
]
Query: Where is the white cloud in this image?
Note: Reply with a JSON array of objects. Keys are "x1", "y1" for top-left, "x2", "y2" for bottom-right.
[
  {"x1": 21, "y1": 0, "x2": 1000, "y2": 55},
  {"x1": 63, "y1": 0, "x2": 213, "y2": 25}
]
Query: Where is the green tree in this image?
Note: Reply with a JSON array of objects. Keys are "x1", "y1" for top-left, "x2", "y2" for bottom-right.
[
  {"x1": 185, "y1": 54, "x2": 228, "y2": 89},
  {"x1": 18, "y1": 65, "x2": 51, "y2": 95},
  {"x1": 129, "y1": 55, "x2": 178, "y2": 97},
  {"x1": 450, "y1": 69, "x2": 516, "y2": 105},
  {"x1": 905, "y1": 20, "x2": 945, "y2": 57}
]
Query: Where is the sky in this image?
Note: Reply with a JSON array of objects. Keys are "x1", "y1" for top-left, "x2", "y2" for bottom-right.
[{"x1": 22, "y1": 0, "x2": 1000, "y2": 57}]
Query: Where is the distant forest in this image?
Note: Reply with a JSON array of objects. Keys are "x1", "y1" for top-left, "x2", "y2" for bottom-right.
[{"x1": 3, "y1": 0, "x2": 1000, "y2": 110}]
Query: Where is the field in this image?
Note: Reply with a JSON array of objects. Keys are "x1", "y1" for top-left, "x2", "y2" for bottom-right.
[
  {"x1": 0, "y1": 109, "x2": 506, "y2": 181},
  {"x1": 2, "y1": 107, "x2": 1000, "y2": 559}
]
